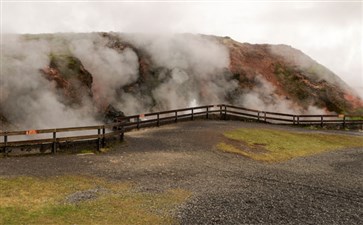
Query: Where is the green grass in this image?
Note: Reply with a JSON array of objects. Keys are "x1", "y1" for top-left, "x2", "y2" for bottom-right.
[
  {"x1": 217, "y1": 128, "x2": 363, "y2": 162},
  {"x1": 78, "y1": 149, "x2": 95, "y2": 154},
  {"x1": 0, "y1": 176, "x2": 190, "y2": 225},
  {"x1": 346, "y1": 116, "x2": 363, "y2": 121}
]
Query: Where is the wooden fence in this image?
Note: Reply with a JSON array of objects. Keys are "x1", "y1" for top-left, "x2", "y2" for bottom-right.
[
  {"x1": 223, "y1": 105, "x2": 363, "y2": 127},
  {"x1": 1, "y1": 104, "x2": 362, "y2": 155}
]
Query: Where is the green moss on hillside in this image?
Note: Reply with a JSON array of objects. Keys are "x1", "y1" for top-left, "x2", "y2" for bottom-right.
[
  {"x1": 274, "y1": 64, "x2": 312, "y2": 102},
  {"x1": 274, "y1": 64, "x2": 351, "y2": 113}
]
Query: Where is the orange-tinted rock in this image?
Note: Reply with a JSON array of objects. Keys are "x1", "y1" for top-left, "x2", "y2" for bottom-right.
[{"x1": 41, "y1": 55, "x2": 93, "y2": 106}]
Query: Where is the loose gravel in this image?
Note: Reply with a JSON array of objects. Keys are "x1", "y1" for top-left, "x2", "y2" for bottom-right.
[
  {"x1": 65, "y1": 187, "x2": 110, "y2": 204},
  {"x1": 0, "y1": 120, "x2": 362, "y2": 224}
]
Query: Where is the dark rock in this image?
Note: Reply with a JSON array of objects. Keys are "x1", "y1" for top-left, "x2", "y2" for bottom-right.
[{"x1": 104, "y1": 104, "x2": 126, "y2": 124}]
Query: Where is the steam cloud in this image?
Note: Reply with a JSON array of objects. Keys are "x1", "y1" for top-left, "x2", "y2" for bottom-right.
[
  {"x1": 69, "y1": 34, "x2": 139, "y2": 109},
  {"x1": 268, "y1": 45, "x2": 350, "y2": 91},
  {"x1": 237, "y1": 75, "x2": 325, "y2": 115},
  {"x1": 0, "y1": 33, "x2": 336, "y2": 130},
  {"x1": 1, "y1": 35, "x2": 98, "y2": 130},
  {"x1": 120, "y1": 33, "x2": 236, "y2": 112}
]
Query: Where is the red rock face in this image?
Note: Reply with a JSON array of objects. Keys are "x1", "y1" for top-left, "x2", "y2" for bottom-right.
[
  {"x1": 41, "y1": 55, "x2": 94, "y2": 106},
  {"x1": 344, "y1": 93, "x2": 363, "y2": 111},
  {"x1": 41, "y1": 66, "x2": 73, "y2": 99},
  {"x1": 221, "y1": 37, "x2": 363, "y2": 113},
  {"x1": 227, "y1": 41, "x2": 285, "y2": 93}
]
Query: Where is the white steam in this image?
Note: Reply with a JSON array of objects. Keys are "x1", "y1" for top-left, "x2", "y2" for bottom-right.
[
  {"x1": 269, "y1": 44, "x2": 349, "y2": 90},
  {"x1": 124, "y1": 34, "x2": 229, "y2": 78},
  {"x1": 69, "y1": 35, "x2": 139, "y2": 108},
  {"x1": 120, "y1": 33, "x2": 236, "y2": 111},
  {"x1": 1, "y1": 33, "x2": 344, "y2": 130},
  {"x1": 0, "y1": 34, "x2": 98, "y2": 130},
  {"x1": 237, "y1": 75, "x2": 326, "y2": 114}
]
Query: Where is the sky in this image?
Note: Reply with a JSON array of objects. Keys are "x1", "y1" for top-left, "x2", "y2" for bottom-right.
[{"x1": 1, "y1": 0, "x2": 362, "y2": 97}]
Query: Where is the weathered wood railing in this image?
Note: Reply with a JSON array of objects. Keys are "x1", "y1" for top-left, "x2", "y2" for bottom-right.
[
  {"x1": 222, "y1": 104, "x2": 363, "y2": 127},
  {"x1": 0, "y1": 123, "x2": 124, "y2": 154},
  {"x1": 1, "y1": 104, "x2": 362, "y2": 155},
  {"x1": 121, "y1": 105, "x2": 216, "y2": 130}
]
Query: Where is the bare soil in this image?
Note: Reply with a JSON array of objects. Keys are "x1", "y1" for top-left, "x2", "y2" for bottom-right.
[{"x1": 0, "y1": 120, "x2": 362, "y2": 224}]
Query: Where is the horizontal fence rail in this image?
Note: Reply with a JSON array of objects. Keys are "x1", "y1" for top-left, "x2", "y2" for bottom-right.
[
  {"x1": 1, "y1": 104, "x2": 362, "y2": 155},
  {"x1": 221, "y1": 104, "x2": 363, "y2": 126}
]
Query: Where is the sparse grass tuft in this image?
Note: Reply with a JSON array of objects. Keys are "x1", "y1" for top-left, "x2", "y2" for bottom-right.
[
  {"x1": 0, "y1": 176, "x2": 190, "y2": 225},
  {"x1": 217, "y1": 128, "x2": 363, "y2": 162},
  {"x1": 78, "y1": 149, "x2": 95, "y2": 154}
]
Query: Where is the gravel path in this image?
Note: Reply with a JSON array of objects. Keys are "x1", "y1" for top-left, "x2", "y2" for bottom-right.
[{"x1": 0, "y1": 120, "x2": 362, "y2": 224}]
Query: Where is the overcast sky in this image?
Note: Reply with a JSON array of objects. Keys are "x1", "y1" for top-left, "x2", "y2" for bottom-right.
[{"x1": 1, "y1": 0, "x2": 362, "y2": 96}]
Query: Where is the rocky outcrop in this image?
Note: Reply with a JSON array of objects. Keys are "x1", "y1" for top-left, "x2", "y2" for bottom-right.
[
  {"x1": 41, "y1": 54, "x2": 93, "y2": 106},
  {"x1": 222, "y1": 37, "x2": 363, "y2": 113}
]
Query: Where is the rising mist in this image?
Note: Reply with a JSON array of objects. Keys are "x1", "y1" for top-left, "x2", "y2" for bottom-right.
[{"x1": 1, "y1": 33, "x2": 361, "y2": 130}]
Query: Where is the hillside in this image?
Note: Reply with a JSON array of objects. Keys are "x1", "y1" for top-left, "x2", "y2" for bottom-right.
[{"x1": 0, "y1": 32, "x2": 362, "y2": 130}]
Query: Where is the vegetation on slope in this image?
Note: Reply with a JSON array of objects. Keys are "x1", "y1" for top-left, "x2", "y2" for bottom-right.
[{"x1": 273, "y1": 63, "x2": 351, "y2": 113}]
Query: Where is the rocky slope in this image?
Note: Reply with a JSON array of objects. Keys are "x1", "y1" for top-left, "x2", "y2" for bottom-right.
[
  {"x1": 0, "y1": 33, "x2": 362, "y2": 130},
  {"x1": 223, "y1": 38, "x2": 363, "y2": 113}
]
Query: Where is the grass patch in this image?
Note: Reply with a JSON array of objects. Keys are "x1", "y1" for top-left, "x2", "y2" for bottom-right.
[
  {"x1": 217, "y1": 128, "x2": 363, "y2": 162},
  {"x1": 78, "y1": 149, "x2": 95, "y2": 154},
  {"x1": 0, "y1": 176, "x2": 190, "y2": 225}
]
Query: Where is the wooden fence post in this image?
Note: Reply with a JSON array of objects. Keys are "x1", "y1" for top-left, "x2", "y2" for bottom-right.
[
  {"x1": 320, "y1": 116, "x2": 323, "y2": 127},
  {"x1": 191, "y1": 109, "x2": 194, "y2": 120},
  {"x1": 224, "y1": 106, "x2": 227, "y2": 120},
  {"x1": 257, "y1": 112, "x2": 260, "y2": 122},
  {"x1": 102, "y1": 126, "x2": 106, "y2": 148},
  {"x1": 206, "y1": 106, "x2": 209, "y2": 119},
  {"x1": 3, "y1": 132, "x2": 8, "y2": 156},
  {"x1": 120, "y1": 127, "x2": 124, "y2": 142},
  {"x1": 97, "y1": 128, "x2": 101, "y2": 151},
  {"x1": 137, "y1": 117, "x2": 140, "y2": 129},
  {"x1": 343, "y1": 116, "x2": 346, "y2": 129},
  {"x1": 297, "y1": 116, "x2": 300, "y2": 125},
  {"x1": 293, "y1": 116, "x2": 295, "y2": 125},
  {"x1": 52, "y1": 130, "x2": 56, "y2": 153},
  {"x1": 220, "y1": 105, "x2": 223, "y2": 120},
  {"x1": 264, "y1": 112, "x2": 267, "y2": 122},
  {"x1": 175, "y1": 111, "x2": 178, "y2": 123}
]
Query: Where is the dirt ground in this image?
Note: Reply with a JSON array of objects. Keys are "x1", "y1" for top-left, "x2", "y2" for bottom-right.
[{"x1": 1, "y1": 120, "x2": 362, "y2": 224}]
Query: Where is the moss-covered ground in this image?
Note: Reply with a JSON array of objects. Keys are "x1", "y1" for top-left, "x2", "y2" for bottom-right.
[
  {"x1": 0, "y1": 176, "x2": 190, "y2": 225},
  {"x1": 217, "y1": 128, "x2": 363, "y2": 162}
]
